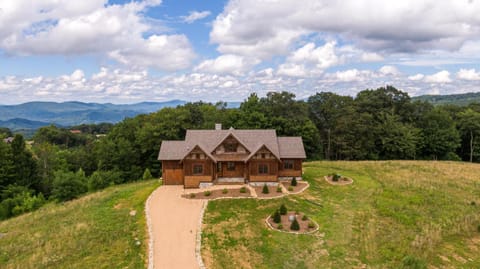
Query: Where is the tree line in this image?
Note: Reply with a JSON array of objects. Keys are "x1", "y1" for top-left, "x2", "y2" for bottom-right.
[{"x1": 2, "y1": 86, "x2": 480, "y2": 219}]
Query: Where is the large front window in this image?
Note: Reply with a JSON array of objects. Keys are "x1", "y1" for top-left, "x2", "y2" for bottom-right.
[
  {"x1": 258, "y1": 164, "x2": 269, "y2": 174},
  {"x1": 227, "y1": 162, "x2": 235, "y2": 171},
  {"x1": 283, "y1": 160, "x2": 294, "y2": 170},
  {"x1": 193, "y1": 164, "x2": 203, "y2": 175}
]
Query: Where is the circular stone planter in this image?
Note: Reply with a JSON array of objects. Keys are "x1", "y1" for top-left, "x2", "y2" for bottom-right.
[
  {"x1": 324, "y1": 175, "x2": 353, "y2": 185},
  {"x1": 265, "y1": 211, "x2": 319, "y2": 234}
]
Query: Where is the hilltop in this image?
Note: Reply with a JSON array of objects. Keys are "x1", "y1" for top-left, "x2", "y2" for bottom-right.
[{"x1": 413, "y1": 92, "x2": 480, "y2": 106}]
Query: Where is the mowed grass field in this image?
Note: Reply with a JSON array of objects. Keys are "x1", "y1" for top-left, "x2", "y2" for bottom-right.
[
  {"x1": 202, "y1": 161, "x2": 480, "y2": 268},
  {"x1": 0, "y1": 180, "x2": 160, "y2": 269}
]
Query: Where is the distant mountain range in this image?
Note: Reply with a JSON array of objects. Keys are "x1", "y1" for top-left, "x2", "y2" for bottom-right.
[
  {"x1": 0, "y1": 100, "x2": 186, "y2": 131},
  {"x1": 412, "y1": 92, "x2": 480, "y2": 106},
  {"x1": 0, "y1": 100, "x2": 242, "y2": 132}
]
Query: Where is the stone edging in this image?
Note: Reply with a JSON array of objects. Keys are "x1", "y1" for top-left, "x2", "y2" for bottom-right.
[
  {"x1": 196, "y1": 201, "x2": 208, "y2": 269},
  {"x1": 145, "y1": 185, "x2": 162, "y2": 269},
  {"x1": 185, "y1": 182, "x2": 310, "y2": 201},
  {"x1": 323, "y1": 176, "x2": 354, "y2": 186},
  {"x1": 264, "y1": 214, "x2": 319, "y2": 235}
]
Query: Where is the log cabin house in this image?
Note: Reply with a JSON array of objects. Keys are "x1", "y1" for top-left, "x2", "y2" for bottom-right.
[{"x1": 158, "y1": 124, "x2": 306, "y2": 188}]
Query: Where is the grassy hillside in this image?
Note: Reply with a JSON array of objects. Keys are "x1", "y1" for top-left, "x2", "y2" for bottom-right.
[
  {"x1": 202, "y1": 161, "x2": 480, "y2": 268},
  {"x1": 0, "y1": 180, "x2": 160, "y2": 269}
]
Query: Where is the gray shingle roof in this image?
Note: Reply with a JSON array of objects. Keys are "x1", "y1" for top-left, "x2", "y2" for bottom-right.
[{"x1": 158, "y1": 129, "x2": 305, "y2": 161}]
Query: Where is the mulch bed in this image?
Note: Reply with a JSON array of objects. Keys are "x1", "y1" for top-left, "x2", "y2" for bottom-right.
[
  {"x1": 254, "y1": 185, "x2": 284, "y2": 198},
  {"x1": 281, "y1": 181, "x2": 308, "y2": 193},
  {"x1": 182, "y1": 188, "x2": 252, "y2": 199},
  {"x1": 324, "y1": 175, "x2": 353, "y2": 185},
  {"x1": 267, "y1": 211, "x2": 317, "y2": 233}
]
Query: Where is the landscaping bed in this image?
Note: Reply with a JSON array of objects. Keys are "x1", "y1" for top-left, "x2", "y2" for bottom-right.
[
  {"x1": 324, "y1": 174, "x2": 353, "y2": 185},
  {"x1": 266, "y1": 207, "x2": 318, "y2": 234},
  {"x1": 254, "y1": 184, "x2": 284, "y2": 198},
  {"x1": 281, "y1": 181, "x2": 308, "y2": 193},
  {"x1": 183, "y1": 187, "x2": 252, "y2": 199}
]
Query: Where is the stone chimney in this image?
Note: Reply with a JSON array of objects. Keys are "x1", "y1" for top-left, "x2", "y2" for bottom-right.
[{"x1": 215, "y1": 123, "x2": 222, "y2": 130}]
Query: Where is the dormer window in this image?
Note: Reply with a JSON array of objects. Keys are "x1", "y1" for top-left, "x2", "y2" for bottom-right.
[{"x1": 224, "y1": 143, "x2": 237, "y2": 152}]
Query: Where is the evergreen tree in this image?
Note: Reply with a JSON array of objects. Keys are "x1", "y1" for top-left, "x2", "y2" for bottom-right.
[
  {"x1": 273, "y1": 210, "x2": 281, "y2": 223},
  {"x1": 290, "y1": 217, "x2": 300, "y2": 231}
]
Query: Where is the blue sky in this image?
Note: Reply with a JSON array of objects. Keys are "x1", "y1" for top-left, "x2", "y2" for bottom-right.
[{"x1": 0, "y1": 0, "x2": 479, "y2": 104}]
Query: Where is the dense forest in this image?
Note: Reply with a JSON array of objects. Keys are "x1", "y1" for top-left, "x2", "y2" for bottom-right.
[{"x1": 2, "y1": 86, "x2": 480, "y2": 219}]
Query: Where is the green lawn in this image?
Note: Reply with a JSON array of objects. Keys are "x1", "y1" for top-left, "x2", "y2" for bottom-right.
[
  {"x1": 201, "y1": 161, "x2": 480, "y2": 268},
  {"x1": 0, "y1": 180, "x2": 160, "y2": 269}
]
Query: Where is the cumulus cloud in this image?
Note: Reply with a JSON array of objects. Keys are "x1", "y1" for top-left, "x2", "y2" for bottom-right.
[
  {"x1": 0, "y1": 0, "x2": 195, "y2": 70},
  {"x1": 194, "y1": 54, "x2": 259, "y2": 75},
  {"x1": 211, "y1": 0, "x2": 480, "y2": 60},
  {"x1": 457, "y1": 68, "x2": 480, "y2": 81},
  {"x1": 181, "y1": 10, "x2": 211, "y2": 23},
  {"x1": 424, "y1": 70, "x2": 452, "y2": 83}
]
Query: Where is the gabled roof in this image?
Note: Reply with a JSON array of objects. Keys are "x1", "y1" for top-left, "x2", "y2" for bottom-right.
[
  {"x1": 277, "y1": 137, "x2": 306, "y2": 159},
  {"x1": 158, "y1": 129, "x2": 306, "y2": 161}
]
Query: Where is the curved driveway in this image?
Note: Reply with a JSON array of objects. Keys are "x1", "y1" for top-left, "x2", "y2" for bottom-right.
[{"x1": 147, "y1": 186, "x2": 205, "y2": 269}]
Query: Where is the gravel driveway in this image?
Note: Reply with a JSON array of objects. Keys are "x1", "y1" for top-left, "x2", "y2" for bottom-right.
[{"x1": 147, "y1": 185, "x2": 205, "y2": 269}]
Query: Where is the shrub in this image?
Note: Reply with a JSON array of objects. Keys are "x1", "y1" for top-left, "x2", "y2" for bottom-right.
[
  {"x1": 279, "y1": 204, "x2": 287, "y2": 215},
  {"x1": 240, "y1": 186, "x2": 247, "y2": 193},
  {"x1": 222, "y1": 188, "x2": 228, "y2": 194},
  {"x1": 291, "y1": 177, "x2": 297, "y2": 186},
  {"x1": 400, "y1": 256, "x2": 427, "y2": 269},
  {"x1": 471, "y1": 201, "x2": 476, "y2": 206},
  {"x1": 88, "y1": 170, "x2": 119, "y2": 191},
  {"x1": 0, "y1": 186, "x2": 46, "y2": 220},
  {"x1": 262, "y1": 184, "x2": 269, "y2": 194},
  {"x1": 204, "y1": 191, "x2": 211, "y2": 197},
  {"x1": 277, "y1": 224, "x2": 283, "y2": 229},
  {"x1": 302, "y1": 215, "x2": 308, "y2": 221},
  {"x1": 308, "y1": 222, "x2": 315, "y2": 228},
  {"x1": 142, "y1": 168, "x2": 153, "y2": 180},
  {"x1": 332, "y1": 174, "x2": 341, "y2": 182},
  {"x1": 290, "y1": 217, "x2": 300, "y2": 231},
  {"x1": 189, "y1": 193, "x2": 196, "y2": 198},
  {"x1": 273, "y1": 210, "x2": 281, "y2": 223},
  {"x1": 478, "y1": 224, "x2": 480, "y2": 233},
  {"x1": 288, "y1": 186, "x2": 293, "y2": 191},
  {"x1": 276, "y1": 185, "x2": 282, "y2": 193},
  {"x1": 52, "y1": 169, "x2": 88, "y2": 201}
]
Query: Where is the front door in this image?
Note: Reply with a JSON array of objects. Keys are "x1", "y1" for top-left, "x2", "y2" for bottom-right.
[{"x1": 222, "y1": 162, "x2": 244, "y2": 177}]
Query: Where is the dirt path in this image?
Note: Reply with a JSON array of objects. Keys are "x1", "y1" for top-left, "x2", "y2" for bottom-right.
[{"x1": 147, "y1": 186, "x2": 205, "y2": 269}]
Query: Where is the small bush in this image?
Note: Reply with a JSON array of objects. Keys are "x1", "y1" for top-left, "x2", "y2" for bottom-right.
[
  {"x1": 276, "y1": 185, "x2": 282, "y2": 193},
  {"x1": 279, "y1": 204, "x2": 287, "y2": 215},
  {"x1": 222, "y1": 188, "x2": 228, "y2": 194},
  {"x1": 308, "y1": 222, "x2": 315, "y2": 229},
  {"x1": 288, "y1": 186, "x2": 293, "y2": 191},
  {"x1": 332, "y1": 174, "x2": 341, "y2": 182},
  {"x1": 204, "y1": 191, "x2": 211, "y2": 197},
  {"x1": 240, "y1": 186, "x2": 246, "y2": 193},
  {"x1": 273, "y1": 210, "x2": 281, "y2": 223},
  {"x1": 277, "y1": 224, "x2": 283, "y2": 229},
  {"x1": 400, "y1": 255, "x2": 427, "y2": 269},
  {"x1": 291, "y1": 177, "x2": 297, "y2": 186},
  {"x1": 142, "y1": 168, "x2": 153, "y2": 180},
  {"x1": 290, "y1": 217, "x2": 300, "y2": 231},
  {"x1": 189, "y1": 193, "x2": 196, "y2": 198},
  {"x1": 302, "y1": 215, "x2": 308, "y2": 221},
  {"x1": 262, "y1": 184, "x2": 269, "y2": 194},
  {"x1": 471, "y1": 201, "x2": 476, "y2": 206}
]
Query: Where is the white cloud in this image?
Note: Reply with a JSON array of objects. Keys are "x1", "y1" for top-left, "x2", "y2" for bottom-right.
[
  {"x1": 181, "y1": 10, "x2": 211, "y2": 23},
  {"x1": 379, "y1": 65, "x2": 400, "y2": 76},
  {"x1": 211, "y1": 0, "x2": 480, "y2": 60},
  {"x1": 424, "y1": 71, "x2": 452, "y2": 83},
  {"x1": 361, "y1": 52, "x2": 384, "y2": 62},
  {"x1": 408, "y1": 74, "x2": 425, "y2": 81},
  {"x1": 277, "y1": 41, "x2": 340, "y2": 77},
  {"x1": 0, "y1": 0, "x2": 195, "y2": 70},
  {"x1": 194, "y1": 54, "x2": 259, "y2": 75},
  {"x1": 457, "y1": 68, "x2": 480, "y2": 81}
]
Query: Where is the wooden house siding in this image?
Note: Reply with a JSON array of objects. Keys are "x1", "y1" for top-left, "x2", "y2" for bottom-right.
[
  {"x1": 278, "y1": 159, "x2": 303, "y2": 177},
  {"x1": 162, "y1": 161, "x2": 184, "y2": 185}
]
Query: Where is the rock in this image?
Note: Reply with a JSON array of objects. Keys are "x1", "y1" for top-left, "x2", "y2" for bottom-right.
[{"x1": 129, "y1": 210, "x2": 137, "y2": 216}]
